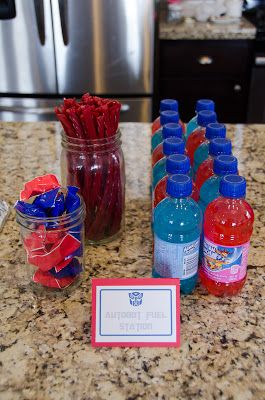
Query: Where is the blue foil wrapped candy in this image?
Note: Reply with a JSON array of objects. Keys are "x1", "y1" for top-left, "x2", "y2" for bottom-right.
[
  {"x1": 15, "y1": 201, "x2": 46, "y2": 218},
  {"x1": 33, "y1": 188, "x2": 59, "y2": 210},
  {"x1": 49, "y1": 258, "x2": 82, "y2": 278}
]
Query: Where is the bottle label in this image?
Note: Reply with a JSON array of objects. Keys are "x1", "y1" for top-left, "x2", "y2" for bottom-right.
[
  {"x1": 154, "y1": 235, "x2": 200, "y2": 279},
  {"x1": 202, "y1": 237, "x2": 250, "y2": 283}
]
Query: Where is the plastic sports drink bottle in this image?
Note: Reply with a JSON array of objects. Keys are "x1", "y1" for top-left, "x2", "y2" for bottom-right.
[
  {"x1": 200, "y1": 175, "x2": 254, "y2": 296},
  {"x1": 152, "y1": 99, "x2": 185, "y2": 135},
  {"x1": 193, "y1": 123, "x2": 226, "y2": 177},
  {"x1": 186, "y1": 110, "x2": 217, "y2": 166},
  {"x1": 196, "y1": 138, "x2": 232, "y2": 191},
  {"x1": 198, "y1": 155, "x2": 238, "y2": 215},
  {"x1": 152, "y1": 122, "x2": 183, "y2": 155},
  {"x1": 153, "y1": 174, "x2": 202, "y2": 294},
  {"x1": 153, "y1": 154, "x2": 199, "y2": 209},
  {"x1": 152, "y1": 110, "x2": 179, "y2": 150},
  {"x1": 186, "y1": 99, "x2": 215, "y2": 140},
  {"x1": 152, "y1": 137, "x2": 185, "y2": 189},
  {"x1": 152, "y1": 123, "x2": 183, "y2": 167}
]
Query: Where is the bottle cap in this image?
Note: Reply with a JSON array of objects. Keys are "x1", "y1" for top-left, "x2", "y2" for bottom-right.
[
  {"x1": 166, "y1": 174, "x2": 192, "y2": 198},
  {"x1": 205, "y1": 123, "x2": 226, "y2": 140},
  {"x1": 162, "y1": 123, "x2": 182, "y2": 139},
  {"x1": 209, "y1": 138, "x2": 232, "y2": 157},
  {"x1": 220, "y1": 175, "x2": 246, "y2": 198},
  {"x1": 213, "y1": 155, "x2": 238, "y2": 176},
  {"x1": 163, "y1": 137, "x2": 185, "y2": 156},
  {"x1": 160, "y1": 110, "x2": 179, "y2": 126},
  {"x1": 197, "y1": 110, "x2": 217, "y2": 127},
  {"x1": 160, "y1": 99, "x2": 178, "y2": 112},
  {"x1": 166, "y1": 154, "x2": 191, "y2": 174},
  {"x1": 196, "y1": 99, "x2": 215, "y2": 112}
]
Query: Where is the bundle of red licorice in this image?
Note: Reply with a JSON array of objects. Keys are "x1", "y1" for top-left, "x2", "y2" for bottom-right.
[{"x1": 55, "y1": 94, "x2": 125, "y2": 243}]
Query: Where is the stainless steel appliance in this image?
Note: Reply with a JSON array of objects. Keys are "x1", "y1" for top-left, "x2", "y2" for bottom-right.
[{"x1": 0, "y1": 0, "x2": 155, "y2": 122}]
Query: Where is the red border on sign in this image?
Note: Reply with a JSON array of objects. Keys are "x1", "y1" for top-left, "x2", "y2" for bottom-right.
[{"x1": 91, "y1": 278, "x2": 180, "y2": 348}]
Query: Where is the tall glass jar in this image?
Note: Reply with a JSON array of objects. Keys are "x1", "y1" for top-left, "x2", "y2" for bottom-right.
[
  {"x1": 61, "y1": 130, "x2": 125, "y2": 244},
  {"x1": 16, "y1": 195, "x2": 85, "y2": 295}
]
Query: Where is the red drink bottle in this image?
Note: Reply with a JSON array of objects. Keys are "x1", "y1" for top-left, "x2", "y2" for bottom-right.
[
  {"x1": 200, "y1": 175, "x2": 254, "y2": 296},
  {"x1": 195, "y1": 138, "x2": 232, "y2": 191},
  {"x1": 186, "y1": 110, "x2": 217, "y2": 166},
  {"x1": 152, "y1": 123, "x2": 183, "y2": 167},
  {"x1": 152, "y1": 99, "x2": 185, "y2": 135},
  {"x1": 153, "y1": 154, "x2": 199, "y2": 209}
]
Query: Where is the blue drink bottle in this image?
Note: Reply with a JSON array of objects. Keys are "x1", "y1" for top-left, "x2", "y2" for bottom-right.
[
  {"x1": 151, "y1": 111, "x2": 180, "y2": 152},
  {"x1": 199, "y1": 155, "x2": 238, "y2": 215},
  {"x1": 186, "y1": 99, "x2": 215, "y2": 140},
  {"x1": 153, "y1": 175, "x2": 202, "y2": 294},
  {"x1": 193, "y1": 123, "x2": 226, "y2": 177},
  {"x1": 152, "y1": 137, "x2": 185, "y2": 190}
]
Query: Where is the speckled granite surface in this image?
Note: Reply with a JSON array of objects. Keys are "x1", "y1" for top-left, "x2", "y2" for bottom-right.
[
  {"x1": 0, "y1": 122, "x2": 264, "y2": 400},
  {"x1": 160, "y1": 16, "x2": 256, "y2": 40}
]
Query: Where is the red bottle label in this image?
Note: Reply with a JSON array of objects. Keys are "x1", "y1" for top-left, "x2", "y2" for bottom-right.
[{"x1": 202, "y1": 237, "x2": 250, "y2": 283}]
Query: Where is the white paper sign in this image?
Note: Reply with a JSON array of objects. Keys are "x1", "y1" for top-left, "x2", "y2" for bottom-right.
[{"x1": 91, "y1": 278, "x2": 180, "y2": 347}]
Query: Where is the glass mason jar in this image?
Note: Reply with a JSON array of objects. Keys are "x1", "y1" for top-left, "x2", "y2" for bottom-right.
[
  {"x1": 61, "y1": 130, "x2": 125, "y2": 244},
  {"x1": 16, "y1": 195, "x2": 85, "y2": 295}
]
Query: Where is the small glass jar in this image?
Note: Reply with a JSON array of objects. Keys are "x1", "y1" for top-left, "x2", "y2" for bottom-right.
[
  {"x1": 61, "y1": 130, "x2": 125, "y2": 244},
  {"x1": 16, "y1": 195, "x2": 85, "y2": 295}
]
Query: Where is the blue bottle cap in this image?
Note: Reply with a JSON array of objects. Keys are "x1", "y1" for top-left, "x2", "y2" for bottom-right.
[
  {"x1": 160, "y1": 110, "x2": 179, "y2": 126},
  {"x1": 166, "y1": 154, "x2": 191, "y2": 174},
  {"x1": 160, "y1": 99, "x2": 178, "y2": 112},
  {"x1": 213, "y1": 155, "x2": 238, "y2": 176},
  {"x1": 197, "y1": 110, "x2": 217, "y2": 127},
  {"x1": 166, "y1": 174, "x2": 192, "y2": 198},
  {"x1": 205, "y1": 123, "x2": 226, "y2": 140},
  {"x1": 162, "y1": 123, "x2": 182, "y2": 139},
  {"x1": 163, "y1": 137, "x2": 185, "y2": 156},
  {"x1": 220, "y1": 175, "x2": 246, "y2": 198},
  {"x1": 209, "y1": 138, "x2": 232, "y2": 157},
  {"x1": 196, "y1": 99, "x2": 215, "y2": 112}
]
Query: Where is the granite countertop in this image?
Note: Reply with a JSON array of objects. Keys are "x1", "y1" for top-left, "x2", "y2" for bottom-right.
[
  {"x1": 0, "y1": 122, "x2": 265, "y2": 400},
  {"x1": 159, "y1": 16, "x2": 257, "y2": 40}
]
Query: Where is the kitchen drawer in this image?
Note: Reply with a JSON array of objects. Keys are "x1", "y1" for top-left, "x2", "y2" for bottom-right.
[
  {"x1": 160, "y1": 40, "x2": 253, "y2": 79},
  {"x1": 159, "y1": 77, "x2": 248, "y2": 123}
]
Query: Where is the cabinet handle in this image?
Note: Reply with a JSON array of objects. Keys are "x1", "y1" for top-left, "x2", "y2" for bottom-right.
[
  {"x1": 197, "y1": 55, "x2": 213, "y2": 65},
  {"x1": 120, "y1": 104, "x2": 130, "y2": 113},
  {"x1": 234, "y1": 84, "x2": 242, "y2": 92},
  {"x1": 255, "y1": 56, "x2": 265, "y2": 66}
]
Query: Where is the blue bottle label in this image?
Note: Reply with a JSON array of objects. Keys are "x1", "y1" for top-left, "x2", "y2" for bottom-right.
[{"x1": 154, "y1": 235, "x2": 200, "y2": 279}]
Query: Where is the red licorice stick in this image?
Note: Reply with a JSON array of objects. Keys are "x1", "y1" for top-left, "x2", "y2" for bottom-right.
[
  {"x1": 55, "y1": 110, "x2": 77, "y2": 138},
  {"x1": 89, "y1": 154, "x2": 104, "y2": 216},
  {"x1": 104, "y1": 159, "x2": 121, "y2": 236},
  {"x1": 79, "y1": 112, "x2": 88, "y2": 138},
  {"x1": 87, "y1": 154, "x2": 116, "y2": 239},
  {"x1": 85, "y1": 155, "x2": 108, "y2": 239},
  {"x1": 63, "y1": 98, "x2": 78, "y2": 109},
  {"x1": 67, "y1": 108, "x2": 84, "y2": 139},
  {"x1": 109, "y1": 154, "x2": 125, "y2": 236},
  {"x1": 82, "y1": 154, "x2": 94, "y2": 229},
  {"x1": 56, "y1": 94, "x2": 122, "y2": 241},
  {"x1": 82, "y1": 107, "x2": 98, "y2": 139},
  {"x1": 108, "y1": 175, "x2": 122, "y2": 237}
]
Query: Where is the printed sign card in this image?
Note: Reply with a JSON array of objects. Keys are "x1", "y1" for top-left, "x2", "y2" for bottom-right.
[{"x1": 91, "y1": 278, "x2": 180, "y2": 347}]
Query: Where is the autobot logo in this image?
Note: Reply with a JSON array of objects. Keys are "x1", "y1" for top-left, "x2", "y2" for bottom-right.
[{"x1": 129, "y1": 292, "x2": 143, "y2": 306}]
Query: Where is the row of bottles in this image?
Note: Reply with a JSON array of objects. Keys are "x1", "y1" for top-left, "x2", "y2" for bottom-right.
[{"x1": 151, "y1": 99, "x2": 254, "y2": 297}]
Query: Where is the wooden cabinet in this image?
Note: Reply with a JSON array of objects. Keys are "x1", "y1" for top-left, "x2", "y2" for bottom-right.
[{"x1": 156, "y1": 40, "x2": 254, "y2": 123}]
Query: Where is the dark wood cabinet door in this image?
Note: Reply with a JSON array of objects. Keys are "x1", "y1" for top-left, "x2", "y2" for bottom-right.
[
  {"x1": 160, "y1": 77, "x2": 248, "y2": 123},
  {"x1": 160, "y1": 40, "x2": 253, "y2": 79},
  {"x1": 156, "y1": 39, "x2": 254, "y2": 123}
]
